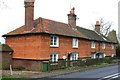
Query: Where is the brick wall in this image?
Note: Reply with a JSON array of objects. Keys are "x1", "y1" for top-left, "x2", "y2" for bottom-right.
[
  {"x1": 6, "y1": 34, "x2": 115, "y2": 60},
  {"x1": 12, "y1": 59, "x2": 42, "y2": 71},
  {"x1": 1, "y1": 51, "x2": 12, "y2": 69}
]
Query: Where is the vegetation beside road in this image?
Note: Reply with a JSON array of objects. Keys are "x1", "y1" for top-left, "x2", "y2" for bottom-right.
[
  {"x1": 116, "y1": 44, "x2": 120, "y2": 58},
  {"x1": 2, "y1": 57, "x2": 119, "y2": 79}
]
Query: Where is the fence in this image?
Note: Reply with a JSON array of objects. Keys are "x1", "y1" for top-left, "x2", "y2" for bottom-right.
[{"x1": 43, "y1": 57, "x2": 118, "y2": 71}]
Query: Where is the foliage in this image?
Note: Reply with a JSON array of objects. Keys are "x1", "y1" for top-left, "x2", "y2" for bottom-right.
[
  {"x1": 116, "y1": 44, "x2": 120, "y2": 58},
  {"x1": 47, "y1": 57, "x2": 117, "y2": 71},
  {"x1": 2, "y1": 75, "x2": 26, "y2": 80},
  {"x1": 2, "y1": 75, "x2": 17, "y2": 78}
]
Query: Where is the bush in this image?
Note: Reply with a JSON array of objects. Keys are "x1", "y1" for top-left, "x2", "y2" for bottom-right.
[{"x1": 116, "y1": 44, "x2": 120, "y2": 58}]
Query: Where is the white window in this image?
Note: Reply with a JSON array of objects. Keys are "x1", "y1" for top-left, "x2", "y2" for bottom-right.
[
  {"x1": 50, "y1": 52, "x2": 58, "y2": 62},
  {"x1": 111, "y1": 44, "x2": 114, "y2": 49},
  {"x1": 50, "y1": 35, "x2": 59, "y2": 47},
  {"x1": 102, "y1": 42, "x2": 105, "y2": 49},
  {"x1": 72, "y1": 38, "x2": 78, "y2": 48},
  {"x1": 70, "y1": 53, "x2": 78, "y2": 60},
  {"x1": 91, "y1": 41, "x2": 95, "y2": 48}
]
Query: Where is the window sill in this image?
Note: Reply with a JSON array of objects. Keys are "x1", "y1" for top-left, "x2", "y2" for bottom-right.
[
  {"x1": 50, "y1": 45, "x2": 59, "y2": 48},
  {"x1": 72, "y1": 46, "x2": 78, "y2": 48},
  {"x1": 102, "y1": 48, "x2": 105, "y2": 49},
  {"x1": 91, "y1": 47, "x2": 95, "y2": 49}
]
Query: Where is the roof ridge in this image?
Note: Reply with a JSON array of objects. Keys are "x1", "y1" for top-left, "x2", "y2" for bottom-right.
[{"x1": 39, "y1": 17, "x2": 68, "y2": 26}]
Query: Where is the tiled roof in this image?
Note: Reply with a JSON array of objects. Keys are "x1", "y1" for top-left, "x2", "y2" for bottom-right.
[
  {"x1": 76, "y1": 27, "x2": 112, "y2": 42},
  {"x1": 0, "y1": 44, "x2": 13, "y2": 52},
  {"x1": 3, "y1": 17, "x2": 114, "y2": 43}
]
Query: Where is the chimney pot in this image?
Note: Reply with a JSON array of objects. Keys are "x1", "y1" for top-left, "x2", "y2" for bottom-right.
[
  {"x1": 95, "y1": 21, "x2": 100, "y2": 33},
  {"x1": 96, "y1": 21, "x2": 100, "y2": 25},
  {"x1": 70, "y1": 7, "x2": 75, "y2": 14}
]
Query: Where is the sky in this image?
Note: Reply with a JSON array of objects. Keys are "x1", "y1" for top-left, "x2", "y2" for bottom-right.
[{"x1": 0, "y1": 0, "x2": 119, "y2": 43}]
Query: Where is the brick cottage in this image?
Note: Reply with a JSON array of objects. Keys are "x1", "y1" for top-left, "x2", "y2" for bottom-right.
[{"x1": 3, "y1": 0, "x2": 117, "y2": 71}]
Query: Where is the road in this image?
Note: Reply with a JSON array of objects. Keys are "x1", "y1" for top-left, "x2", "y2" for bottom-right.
[{"x1": 49, "y1": 64, "x2": 120, "y2": 79}]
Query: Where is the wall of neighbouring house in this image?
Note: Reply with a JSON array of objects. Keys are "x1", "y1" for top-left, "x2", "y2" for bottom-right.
[{"x1": 1, "y1": 51, "x2": 12, "y2": 70}]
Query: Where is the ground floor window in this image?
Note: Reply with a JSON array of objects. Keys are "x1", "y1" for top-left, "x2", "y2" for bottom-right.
[
  {"x1": 50, "y1": 52, "x2": 58, "y2": 62},
  {"x1": 70, "y1": 52, "x2": 78, "y2": 60},
  {"x1": 91, "y1": 52, "x2": 105, "y2": 59}
]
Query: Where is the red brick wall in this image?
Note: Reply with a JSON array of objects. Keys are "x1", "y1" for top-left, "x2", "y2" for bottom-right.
[
  {"x1": 6, "y1": 34, "x2": 116, "y2": 60},
  {"x1": 12, "y1": 59, "x2": 42, "y2": 71}
]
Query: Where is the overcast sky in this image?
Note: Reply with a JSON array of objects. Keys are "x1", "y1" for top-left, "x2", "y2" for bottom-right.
[{"x1": 0, "y1": 0, "x2": 119, "y2": 43}]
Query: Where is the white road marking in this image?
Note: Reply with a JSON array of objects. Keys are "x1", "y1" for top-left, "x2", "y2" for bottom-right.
[
  {"x1": 103, "y1": 73, "x2": 119, "y2": 79},
  {"x1": 98, "y1": 73, "x2": 120, "y2": 80}
]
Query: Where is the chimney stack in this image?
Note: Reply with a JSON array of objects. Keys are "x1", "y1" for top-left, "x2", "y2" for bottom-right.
[
  {"x1": 68, "y1": 7, "x2": 77, "y2": 29},
  {"x1": 24, "y1": 0, "x2": 35, "y2": 32},
  {"x1": 95, "y1": 21, "x2": 100, "y2": 33}
]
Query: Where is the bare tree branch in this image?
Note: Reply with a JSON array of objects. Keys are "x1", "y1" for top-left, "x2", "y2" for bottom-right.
[
  {"x1": 0, "y1": 0, "x2": 8, "y2": 9},
  {"x1": 93, "y1": 18, "x2": 112, "y2": 36}
]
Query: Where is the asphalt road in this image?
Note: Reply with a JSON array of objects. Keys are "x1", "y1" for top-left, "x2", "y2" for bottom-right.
[{"x1": 50, "y1": 64, "x2": 120, "y2": 79}]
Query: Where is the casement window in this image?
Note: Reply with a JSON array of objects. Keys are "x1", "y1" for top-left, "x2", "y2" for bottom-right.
[
  {"x1": 91, "y1": 41, "x2": 95, "y2": 48},
  {"x1": 50, "y1": 35, "x2": 59, "y2": 47},
  {"x1": 72, "y1": 38, "x2": 78, "y2": 48},
  {"x1": 70, "y1": 52, "x2": 78, "y2": 60},
  {"x1": 102, "y1": 42, "x2": 106, "y2": 49},
  {"x1": 111, "y1": 44, "x2": 114, "y2": 49},
  {"x1": 50, "y1": 52, "x2": 59, "y2": 62}
]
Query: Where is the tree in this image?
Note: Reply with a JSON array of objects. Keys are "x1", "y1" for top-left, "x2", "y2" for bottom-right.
[
  {"x1": 0, "y1": 0, "x2": 8, "y2": 9},
  {"x1": 99, "y1": 18, "x2": 112, "y2": 36},
  {"x1": 92, "y1": 18, "x2": 112, "y2": 36},
  {"x1": 116, "y1": 44, "x2": 120, "y2": 58}
]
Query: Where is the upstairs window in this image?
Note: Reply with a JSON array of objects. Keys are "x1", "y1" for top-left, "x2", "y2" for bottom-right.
[
  {"x1": 91, "y1": 41, "x2": 95, "y2": 48},
  {"x1": 50, "y1": 52, "x2": 58, "y2": 62},
  {"x1": 102, "y1": 42, "x2": 106, "y2": 49},
  {"x1": 50, "y1": 35, "x2": 59, "y2": 47},
  {"x1": 72, "y1": 38, "x2": 78, "y2": 48},
  {"x1": 111, "y1": 44, "x2": 114, "y2": 49}
]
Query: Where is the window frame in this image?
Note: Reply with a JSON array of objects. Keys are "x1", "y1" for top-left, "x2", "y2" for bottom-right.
[
  {"x1": 50, "y1": 35, "x2": 59, "y2": 47},
  {"x1": 50, "y1": 52, "x2": 59, "y2": 62},
  {"x1": 111, "y1": 44, "x2": 114, "y2": 49},
  {"x1": 72, "y1": 38, "x2": 78, "y2": 48},
  {"x1": 91, "y1": 41, "x2": 95, "y2": 48},
  {"x1": 70, "y1": 52, "x2": 78, "y2": 61},
  {"x1": 102, "y1": 42, "x2": 106, "y2": 49}
]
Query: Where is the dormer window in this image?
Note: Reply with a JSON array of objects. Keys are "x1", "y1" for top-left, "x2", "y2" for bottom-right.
[{"x1": 50, "y1": 35, "x2": 59, "y2": 47}]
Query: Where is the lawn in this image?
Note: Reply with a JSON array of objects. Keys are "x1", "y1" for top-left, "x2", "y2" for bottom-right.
[{"x1": 2, "y1": 75, "x2": 26, "y2": 80}]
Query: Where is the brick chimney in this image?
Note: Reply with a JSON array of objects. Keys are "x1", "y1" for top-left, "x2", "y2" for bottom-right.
[
  {"x1": 95, "y1": 21, "x2": 100, "y2": 33},
  {"x1": 68, "y1": 7, "x2": 77, "y2": 29},
  {"x1": 24, "y1": 0, "x2": 35, "y2": 31}
]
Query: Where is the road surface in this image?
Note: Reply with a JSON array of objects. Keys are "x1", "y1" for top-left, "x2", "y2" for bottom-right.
[{"x1": 49, "y1": 64, "x2": 120, "y2": 79}]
